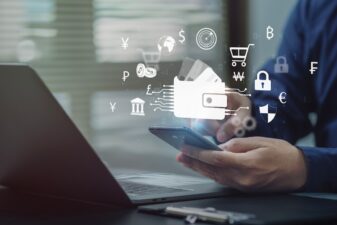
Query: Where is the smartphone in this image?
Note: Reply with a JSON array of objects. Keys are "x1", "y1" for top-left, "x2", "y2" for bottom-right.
[{"x1": 149, "y1": 126, "x2": 221, "y2": 151}]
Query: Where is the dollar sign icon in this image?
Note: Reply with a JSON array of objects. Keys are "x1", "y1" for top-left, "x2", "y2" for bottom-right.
[
  {"x1": 266, "y1": 26, "x2": 274, "y2": 40},
  {"x1": 179, "y1": 29, "x2": 186, "y2": 44}
]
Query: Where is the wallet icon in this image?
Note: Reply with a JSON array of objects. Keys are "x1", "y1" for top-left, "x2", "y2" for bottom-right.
[{"x1": 173, "y1": 77, "x2": 227, "y2": 120}]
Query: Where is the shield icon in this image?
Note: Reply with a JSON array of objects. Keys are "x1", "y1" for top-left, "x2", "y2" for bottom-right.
[{"x1": 259, "y1": 104, "x2": 277, "y2": 123}]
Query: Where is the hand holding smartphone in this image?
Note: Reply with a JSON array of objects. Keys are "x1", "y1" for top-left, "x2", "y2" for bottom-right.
[{"x1": 149, "y1": 126, "x2": 222, "y2": 151}]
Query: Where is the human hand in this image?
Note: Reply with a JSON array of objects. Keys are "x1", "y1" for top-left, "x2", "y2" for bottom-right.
[
  {"x1": 177, "y1": 137, "x2": 307, "y2": 192},
  {"x1": 190, "y1": 94, "x2": 252, "y2": 143}
]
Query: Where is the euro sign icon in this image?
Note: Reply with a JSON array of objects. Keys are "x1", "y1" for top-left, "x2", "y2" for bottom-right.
[{"x1": 173, "y1": 77, "x2": 227, "y2": 120}]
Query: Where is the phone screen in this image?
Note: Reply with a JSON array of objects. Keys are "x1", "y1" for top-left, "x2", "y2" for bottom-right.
[{"x1": 149, "y1": 126, "x2": 221, "y2": 151}]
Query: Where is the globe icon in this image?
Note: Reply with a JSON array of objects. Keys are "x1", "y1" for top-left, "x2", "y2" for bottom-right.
[{"x1": 157, "y1": 36, "x2": 176, "y2": 54}]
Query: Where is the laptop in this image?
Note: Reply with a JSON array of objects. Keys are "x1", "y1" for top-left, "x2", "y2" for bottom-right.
[{"x1": 0, "y1": 64, "x2": 231, "y2": 207}]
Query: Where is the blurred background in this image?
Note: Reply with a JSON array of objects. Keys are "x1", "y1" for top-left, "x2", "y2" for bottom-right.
[{"x1": 0, "y1": 0, "x2": 299, "y2": 176}]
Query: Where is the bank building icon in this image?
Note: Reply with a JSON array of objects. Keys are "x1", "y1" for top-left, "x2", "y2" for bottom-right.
[{"x1": 130, "y1": 98, "x2": 145, "y2": 116}]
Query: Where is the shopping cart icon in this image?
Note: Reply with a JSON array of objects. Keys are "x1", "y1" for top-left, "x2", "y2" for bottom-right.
[
  {"x1": 138, "y1": 49, "x2": 161, "y2": 70},
  {"x1": 230, "y1": 44, "x2": 255, "y2": 67}
]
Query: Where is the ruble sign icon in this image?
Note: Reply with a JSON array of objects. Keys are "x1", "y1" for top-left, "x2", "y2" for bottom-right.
[
  {"x1": 266, "y1": 26, "x2": 274, "y2": 40},
  {"x1": 122, "y1": 71, "x2": 130, "y2": 82}
]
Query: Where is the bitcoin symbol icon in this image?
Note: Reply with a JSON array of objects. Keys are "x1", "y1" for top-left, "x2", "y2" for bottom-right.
[
  {"x1": 266, "y1": 26, "x2": 274, "y2": 40},
  {"x1": 179, "y1": 29, "x2": 185, "y2": 44}
]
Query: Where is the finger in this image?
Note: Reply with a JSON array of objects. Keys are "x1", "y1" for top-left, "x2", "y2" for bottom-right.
[
  {"x1": 220, "y1": 137, "x2": 268, "y2": 153},
  {"x1": 177, "y1": 153, "x2": 218, "y2": 177},
  {"x1": 216, "y1": 108, "x2": 251, "y2": 142},
  {"x1": 226, "y1": 93, "x2": 248, "y2": 111},
  {"x1": 181, "y1": 145, "x2": 243, "y2": 168},
  {"x1": 226, "y1": 93, "x2": 239, "y2": 110},
  {"x1": 178, "y1": 154, "x2": 238, "y2": 187},
  {"x1": 216, "y1": 116, "x2": 238, "y2": 142},
  {"x1": 191, "y1": 119, "x2": 220, "y2": 136}
]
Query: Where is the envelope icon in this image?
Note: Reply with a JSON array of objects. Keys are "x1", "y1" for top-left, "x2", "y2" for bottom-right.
[{"x1": 173, "y1": 77, "x2": 227, "y2": 120}]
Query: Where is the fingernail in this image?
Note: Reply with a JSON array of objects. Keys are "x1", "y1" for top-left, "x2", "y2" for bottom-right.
[
  {"x1": 217, "y1": 131, "x2": 226, "y2": 142},
  {"x1": 180, "y1": 155, "x2": 191, "y2": 164},
  {"x1": 176, "y1": 154, "x2": 183, "y2": 162}
]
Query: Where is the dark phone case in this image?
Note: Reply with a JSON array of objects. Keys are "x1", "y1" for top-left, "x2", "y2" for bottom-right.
[{"x1": 149, "y1": 127, "x2": 221, "y2": 151}]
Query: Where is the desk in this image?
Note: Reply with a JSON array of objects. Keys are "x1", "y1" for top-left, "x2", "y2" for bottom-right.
[{"x1": 0, "y1": 187, "x2": 337, "y2": 225}]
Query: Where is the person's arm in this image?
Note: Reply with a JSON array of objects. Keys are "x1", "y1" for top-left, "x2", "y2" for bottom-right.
[
  {"x1": 184, "y1": 0, "x2": 337, "y2": 192},
  {"x1": 250, "y1": 0, "x2": 337, "y2": 192},
  {"x1": 193, "y1": 0, "x2": 315, "y2": 143},
  {"x1": 177, "y1": 137, "x2": 308, "y2": 192},
  {"x1": 299, "y1": 147, "x2": 337, "y2": 192},
  {"x1": 250, "y1": 0, "x2": 314, "y2": 143}
]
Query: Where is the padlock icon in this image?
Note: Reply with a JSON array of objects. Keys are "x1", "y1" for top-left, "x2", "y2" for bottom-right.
[
  {"x1": 255, "y1": 70, "x2": 271, "y2": 91},
  {"x1": 274, "y1": 56, "x2": 289, "y2": 73}
]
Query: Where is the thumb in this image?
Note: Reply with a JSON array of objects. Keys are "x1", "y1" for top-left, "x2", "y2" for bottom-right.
[
  {"x1": 219, "y1": 137, "x2": 264, "y2": 153},
  {"x1": 216, "y1": 94, "x2": 252, "y2": 143},
  {"x1": 216, "y1": 117, "x2": 237, "y2": 142}
]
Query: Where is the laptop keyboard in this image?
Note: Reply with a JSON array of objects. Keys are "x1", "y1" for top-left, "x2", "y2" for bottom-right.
[{"x1": 119, "y1": 181, "x2": 188, "y2": 196}]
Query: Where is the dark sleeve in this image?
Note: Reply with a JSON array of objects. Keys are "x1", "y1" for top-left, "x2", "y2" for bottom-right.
[
  {"x1": 250, "y1": 0, "x2": 315, "y2": 143},
  {"x1": 298, "y1": 146, "x2": 337, "y2": 192},
  {"x1": 250, "y1": 0, "x2": 337, "y2": 192}
]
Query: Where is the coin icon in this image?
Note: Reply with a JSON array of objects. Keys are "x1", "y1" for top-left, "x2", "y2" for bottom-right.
[{"x1": 196, "y1": 28, "x2": 217, "y2": 51}]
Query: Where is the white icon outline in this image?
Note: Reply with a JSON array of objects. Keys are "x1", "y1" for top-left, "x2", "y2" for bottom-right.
[
  {"x1": 136, "y1": 63, "x2": 157, "y2": 79},
  {"x1": 130, "y1": 98, "x2": 145, "y2": 116},
  {"x1": 230, "y1": 44, "x2": 255, "y2": 67},
  {"x1": 255, "y1": 70, "x2": 271, "y2": 91},
  {"x1": 157, "y1": 36, "x2": 176, "y2": 54},
  {"x1": 310, "y1": 61, "x2": 318, "y2": 75},
  {"x1": 233, "y1": 71, "x2": 245, "y2": 82},
  {"x1": 178, "y1": 29, "x2": 186, "y2": 44},
  {"x1": 274, "y1": 56, "x2": 289, "y2": 73},
  {"x1": 259, "y1": 104, "x2": 277, "y2": 123},
  {"x1": 149, "y1": 77, "x2": 250, "y2": 120},
  {"x1": 138, "y1": 49, "x2": 161, "y2": 70},
  {"x1": 122, "y1": 71, "x2": 130, "y2": 83},
  {"x1": 109, "y1": 101, "x2": 116, "y2": 112},
  {"x1": 121, "y1": 37, "x2": 129, "y2": 50},
  {"x1": 196, "y1": 28, "x2": 217, "y2": 51},
  {"x1": 266, "y1": 26, "x2": 274, "y2": 40},
  {"x1": 279, "y1": 92, "x2": 287, "y2": 104},
  {"x1": 232, "y1": 116, "x2": 257, "y2": 137}
]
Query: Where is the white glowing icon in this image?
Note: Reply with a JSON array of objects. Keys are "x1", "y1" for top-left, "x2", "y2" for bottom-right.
[
  {"x1": 259, "y1": 104, "x2": 276, "y2": 123},
  {"x1": 121, "y1": 37, "x2": 129, "y2": 50},
  {"x1": 149, "y1": 60, "x2": 251, "y2": 120},
  {"x1": 157, "y1": 36, "x2": 176, "y2": 53},
  {"x1": 131, "y1": 98, "x2": 145, "y2": 116},
  {"x1": 149, "y1": 77, "x2": 250, "y2": 120},
  {"x1": 173, "y1": 77, "x2": 227, "y2": 120},
  {"x1": 109, "y1": 101, "x2": 116, "y2": 112}
]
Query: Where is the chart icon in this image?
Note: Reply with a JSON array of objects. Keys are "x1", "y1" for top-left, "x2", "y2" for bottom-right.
[{"x1": 196, "y1": 28, "x2": 217, "y2": 51}]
